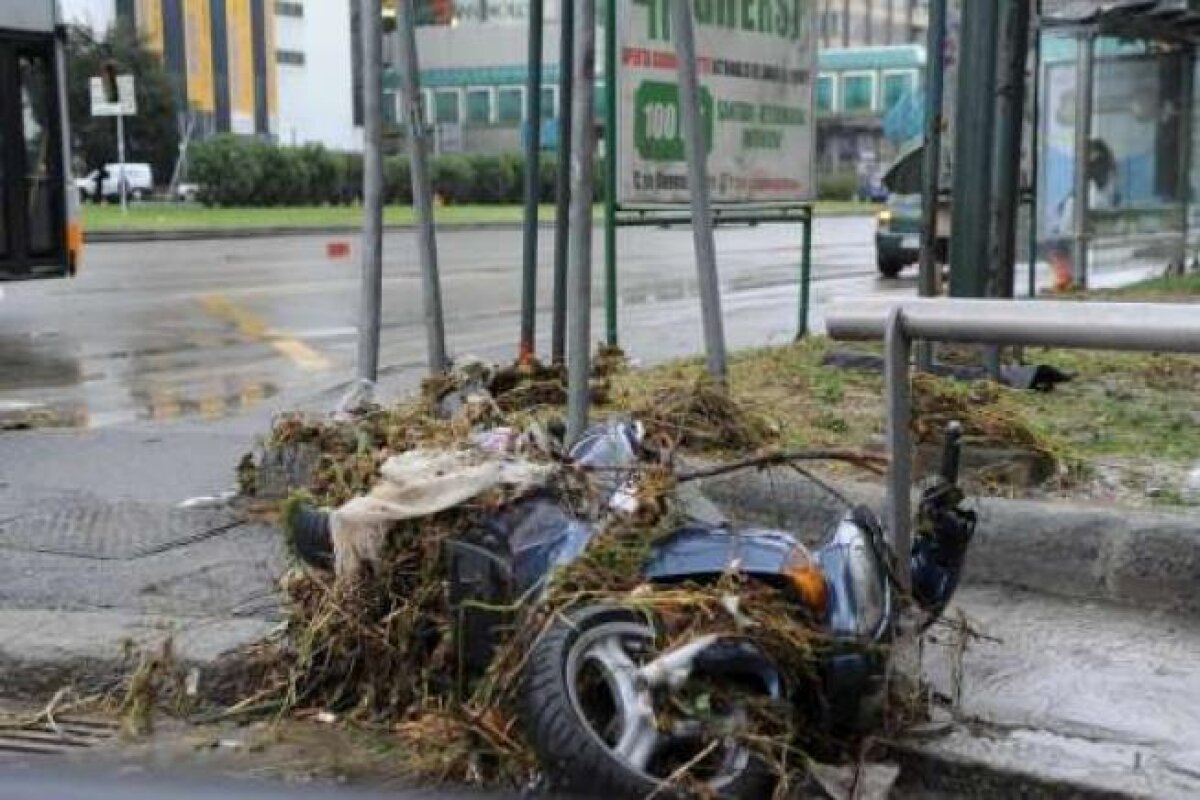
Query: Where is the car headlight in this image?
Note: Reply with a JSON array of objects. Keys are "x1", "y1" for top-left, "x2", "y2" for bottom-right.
[
  {"x1": 818, "y1": 519, "x2": 888, "y2": 638},
  {"x1": 876, "y1": 209, "x2": 892, "y2": 230}
]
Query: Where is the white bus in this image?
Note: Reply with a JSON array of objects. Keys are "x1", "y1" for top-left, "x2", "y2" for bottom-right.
[{"x1": 0, "y1": 0, "x2": 79, "y2": 281}]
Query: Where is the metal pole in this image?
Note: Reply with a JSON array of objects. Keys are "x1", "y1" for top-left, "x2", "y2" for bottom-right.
[
  {"x1": 884, "y1": 308, "x2": 913, "y2": 593},
  {"x1": 566, "y1": 0, "x2": 597, "y2": 444},
  {"x1": 797, "y1": 208, "x2": 813, "y2": 339},
  {"x1": 671, "y1": 0, "x2": 728, "y2": 381},
  {"x1": 1175, "y1": 50, "x2": 1194, "y2": 272},
  {"x1": 990, "y1": 0, "x2": 1031, "y2": 301},
  {"x1": 1027, "y1": 7, "x2": 1043, "y2": 299},
  {"x1": 1071, "y1": 31, "x2": 1094, "y2": 290},
  {"x1": 397, "y1": 0, "x2": 447, "y2": 375},
  {"x1": 949, "y1": 0, "x2": 999, "y2": 298},
  {"x1": 356, "y1": 0, "x2": 384, "y2": 384},
  {"x1": 916, "y1": 0, "x2": 947, "y2": 370},
  {"x1": 604, "y1": 0, "x2": 619, "y2": 347},
  {"x1": 828, "y1": 297, "x2": 1200, "y2": 352},
  {"x1": 117, "y1": 112, "x2": 127, "y2": 213},
  {"x1": 519, "y1": 0, "x2": 545, "y2": 365},
  {"x1": 551, "y1": 0, "x2": 574, "y2": 365}
]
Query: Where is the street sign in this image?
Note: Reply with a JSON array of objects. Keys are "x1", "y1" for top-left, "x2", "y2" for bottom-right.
[
  {"x1": 90, "y1": 74, "x2": 136, "y2": 116},
  {"x1": 615, "y1": 0, "x2": 817, "y2": 205}
]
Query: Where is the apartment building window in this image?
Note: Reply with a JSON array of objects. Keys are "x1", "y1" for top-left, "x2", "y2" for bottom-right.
[
  {"x1": 497, "y1": 86, "x2": 524, "y2": 124},
  {"x1": 881, "y1": 70, "x2": 916, "y2": 112},
  {"x1": 433, "y1": 89, "x2": 461, "y2": 124},
  {"x1": 816, "y1": 74, "x2": 836, "y2": 113},
  {"x1": 466, "y1": 88, "x2": 493, "y2": 124},
  {"x1": 277, "y1": 50, "x2": 306, "y2": 66},
  {"x1": 275, "y1": 1, "x2": 303, "y2": 17},
  {"x1": 841, "y1": 71, "x2": 875, "y2": 112}
]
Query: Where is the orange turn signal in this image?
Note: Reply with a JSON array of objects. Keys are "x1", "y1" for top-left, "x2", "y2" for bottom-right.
[{"x1": 784, "y1": 548, "x2": 827, "y2": 618}]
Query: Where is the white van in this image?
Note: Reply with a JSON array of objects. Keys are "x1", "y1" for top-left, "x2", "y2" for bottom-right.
[{"x1": 76, "y1": 163, "x2": 155, "y2": 202}]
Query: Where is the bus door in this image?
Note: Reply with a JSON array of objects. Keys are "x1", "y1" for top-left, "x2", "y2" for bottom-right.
[{"x1": 0, "y1": 32, "x2": 69, "y2": 280}]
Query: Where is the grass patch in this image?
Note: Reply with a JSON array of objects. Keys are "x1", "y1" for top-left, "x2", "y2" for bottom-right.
[
  {"x1": 1091, "y1": 272, "x2": 1200, "y2": 301},
  {"x1": 610, "y1": 337, "x2": 1200, "y2": 502},
  {"x1": 82, "y1": 200, "x2": 880, "y2": 233},
  {"x1": 82, "y1": 203, "x2": 551, "y2": 232}
]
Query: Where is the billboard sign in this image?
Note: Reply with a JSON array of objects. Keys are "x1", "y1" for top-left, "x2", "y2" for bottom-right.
[{"x1": 615, "y1": 0, "x2": 817, "y2": 205}]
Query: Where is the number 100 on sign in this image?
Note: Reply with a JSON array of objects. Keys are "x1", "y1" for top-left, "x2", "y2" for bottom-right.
[{"x1": 634, "y1": 81, "x2": 713, "y2": 162}]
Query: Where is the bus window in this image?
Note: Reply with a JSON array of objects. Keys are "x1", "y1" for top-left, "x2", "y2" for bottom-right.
[{"x1": 19, "y1": 51, "x2": 56, "y2": 256}]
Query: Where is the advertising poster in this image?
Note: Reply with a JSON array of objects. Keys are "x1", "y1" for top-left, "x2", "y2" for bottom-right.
[{"x1": 616, "y1": 0, "x2": 817, "y2": 205}]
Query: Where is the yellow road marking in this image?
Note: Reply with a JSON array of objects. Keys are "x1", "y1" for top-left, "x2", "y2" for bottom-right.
[{"x1": 198, "y1": 294, "x2": 331, "y2": 372}]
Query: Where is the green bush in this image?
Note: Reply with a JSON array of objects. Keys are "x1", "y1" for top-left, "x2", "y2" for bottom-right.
[
  {"x1": 431, "y1": 155, "x2": 475, "y2": 204},
  {"x1": 818, "y1": 170, "x2": 858, "y2": 202},
  {"x1": 190, "y1": 137, "x2": 591, "y2": 207},
  {"x1": 538, "y1": 155, "x2": 558, "y2": 203},
  {"x1": 468, "y1": 153, "x2": 517, "y2": 203},
  {"x1": 384, "y1": 156, "x2": 412, "y2": 205}
]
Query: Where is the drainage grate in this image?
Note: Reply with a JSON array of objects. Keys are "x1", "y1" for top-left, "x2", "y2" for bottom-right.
[{"x1": 0, "y1": 716, "x2": 117, "y2": 759}]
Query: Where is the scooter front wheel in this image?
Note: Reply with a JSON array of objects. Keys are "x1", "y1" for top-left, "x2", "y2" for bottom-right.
[{"x1": 521, "y1": 605, "x2": 773, "y2": 798}]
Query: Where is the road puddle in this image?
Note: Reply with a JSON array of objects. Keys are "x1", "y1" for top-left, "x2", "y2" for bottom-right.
[{"x1": 0, "y1": 379, "x2": 280, "y2": 430}]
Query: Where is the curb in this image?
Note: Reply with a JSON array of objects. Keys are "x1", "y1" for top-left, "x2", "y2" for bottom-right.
[
  {"x1": 698, "y1": 469, "x2": 1200, "y2": 617},
  {"x1": 890, "y1": 725, "x2": 1178, "y2": 799},
  {"x1": 0, "y1": 609, "x2": 274, "y2": 701},
  {"x1": 85, "y1": 219, "x2": 556, "y2": 244}
]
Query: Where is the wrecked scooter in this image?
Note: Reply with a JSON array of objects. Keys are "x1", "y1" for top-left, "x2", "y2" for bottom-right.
[{"x1": 290, "y1": 420, "x2": 976, "y2": 797}]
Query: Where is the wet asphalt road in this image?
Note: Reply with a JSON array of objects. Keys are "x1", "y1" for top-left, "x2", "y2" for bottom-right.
[{"x1": 0, "y1": 216, "x2": 1153, "y2": 429}]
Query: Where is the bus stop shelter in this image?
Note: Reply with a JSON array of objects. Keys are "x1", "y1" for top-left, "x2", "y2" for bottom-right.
[
  {"x1": 946, "y1": 0, "x2": 1200, "y2": 299},
  {"x1": 1036, "y1": 0, "x2": 1200, "y2": 289}
]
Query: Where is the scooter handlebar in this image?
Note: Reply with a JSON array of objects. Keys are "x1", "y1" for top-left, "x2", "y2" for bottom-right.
[{"x1": 941, "y1": 421, "x2": 964, "y2": 486}]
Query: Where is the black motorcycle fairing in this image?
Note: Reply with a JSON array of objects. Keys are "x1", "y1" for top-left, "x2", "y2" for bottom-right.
[{"x1": 911, "y1": 484, "x2": 977, "y2": 624}]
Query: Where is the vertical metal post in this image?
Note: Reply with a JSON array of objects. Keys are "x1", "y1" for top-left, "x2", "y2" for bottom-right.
[
  {"x1": 357, "y1": 0, "x2": 384, "y2": 383},
  {"x1": 519, "y1": 0, "x2": 545, "y2": 364},
  {"x1": 551, "y1": 0, "x2": 575, "y2": 365},
  {"x1": 604, "y1": 0, "x2": 620, "y2": 347},
  {"x1": 397, "y1": 0, "x2": 447, "y2": 375},
  {"x1": 566, "y1": 0, "x2": 597, "y2": 444},
  {"x1": 916, "y1": 0, "x2": 946, "y2": 370},
  {"x1": 949, "y1": 0, "x2": 999, "y2": 298},
  {"x1": 1071, "y1": 30, "x2": 1094, "y2": 290},
  {"x1": 1027, "y1": 9, "x2": 1043, "y2": 299},
  {"x1": 990, "y1": 0, "x2": 1031, "y2": 301},
  {"x1": 884, "y1": 309, "x2": 912, "y2": 593},
  {"x1": 797, "y1": 208, "x2": 813, "y2": 339},
  {"x1": 671, "y1": 0, "x2": 728, "y2": 381},
  {"x1": 1176, "y1": 50, "x2": 1194, "y2": 271},
  {"x1": 116, "y1": 112, "x2": 128, "y2": 213}
]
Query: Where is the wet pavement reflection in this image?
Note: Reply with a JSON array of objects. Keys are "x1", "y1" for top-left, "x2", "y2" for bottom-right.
[{"x1": 0, "y1": 219, "x2": 1159, "y2": 430}]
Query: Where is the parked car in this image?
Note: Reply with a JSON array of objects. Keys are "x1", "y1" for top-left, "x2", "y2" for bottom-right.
[
  {"x1": 76, "y1": 163, "x2": 154, "y2": 202},
  {"x1": 874, "y1": 193, "x2": 951, "y2": 278},
  {"x1": 174, "y1": 182, "x2": 200, "y2": 202}
]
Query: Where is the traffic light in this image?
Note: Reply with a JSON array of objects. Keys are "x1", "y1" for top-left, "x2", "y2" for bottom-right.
[{"x1": 100, "y1": 60, "x2": 119, "y2": 103}]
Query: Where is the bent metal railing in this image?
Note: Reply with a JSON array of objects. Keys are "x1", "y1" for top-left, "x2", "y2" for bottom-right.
[{"x1": 824, "y1": 298, "x2": 1200, "y2": 592}]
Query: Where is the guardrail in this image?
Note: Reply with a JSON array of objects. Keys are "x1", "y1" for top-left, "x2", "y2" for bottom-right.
[{"x1": 825, "y1": 298, "x2": 1200, "y2": 590}]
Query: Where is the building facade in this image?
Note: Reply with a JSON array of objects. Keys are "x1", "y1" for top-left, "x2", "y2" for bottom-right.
[
  {"x1": 274, "y1": 0, "x2": 359, "y2": 150},
  {"x1": 816, "y1": 0, "x2": 929, "y2": 48},
  {"x1": 60, "y1": 0, "x2": 278, "y2": 138}
]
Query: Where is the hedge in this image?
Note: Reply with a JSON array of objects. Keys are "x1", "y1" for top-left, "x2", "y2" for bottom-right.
[{"x1": 190, "y1": 135, "x2": 601, "y2": 207}]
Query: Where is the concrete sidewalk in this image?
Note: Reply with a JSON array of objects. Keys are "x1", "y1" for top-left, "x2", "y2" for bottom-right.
[{"x1": 901, "y1": 584, "x2": 1200, "y2": 798}]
